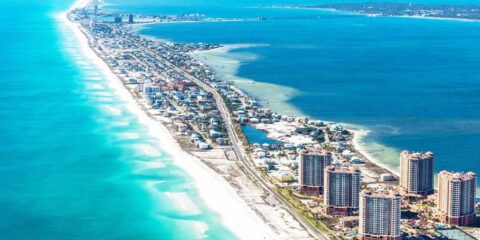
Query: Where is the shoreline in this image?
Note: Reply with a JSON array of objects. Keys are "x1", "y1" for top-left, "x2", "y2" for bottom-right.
[
  {"x1": 274, "y1": 6, "x2": 480, "y2": 23},
  {"x1": 132, "y1": 8, "x2": 480, "y2": 188},
  {"x1": 61, "y1": 2, "x2": 480, "y2": 239},
  {"x1": 393, "y1": 15, "x2": 480, "y2": 22},
  {"x1": 184, "y1": 28, "x2": 480, "y2": 197},
  {"x1": 187, "y1": 44, "x2": 306, "y2": 118},
  {"x1": 190, "y1": 41, "x2": 480, "y2": 196},
  {"x1": 60, "y1": 1, "x2": 279, "y2": 239},
  {"x1": 350, "y1": 128, "x2": 398, "y2": 175},
  {"x1": 187, "y1": 44, "x2": 400, "y2": 176}
]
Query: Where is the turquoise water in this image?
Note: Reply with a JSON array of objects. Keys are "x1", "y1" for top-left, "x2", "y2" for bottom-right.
[
  {"x1": 132, "y1": 0, "x2": 480, "y2": 194},
  {"x1": 0, "y1": 1, "x2": 236, "y2": 239}
]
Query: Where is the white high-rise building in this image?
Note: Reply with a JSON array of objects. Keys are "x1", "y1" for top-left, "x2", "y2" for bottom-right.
[
  {"x1": 298, "y1": 151, "x2": 332, "y2": 195},
  {"x1": 359, "y1": 187, "x2": 402, "y2": 240},
  {"x1": 324, "y1": 165, "x2": 361, "y2": 216},
  {"x1": 437, "y1": 171, "x2": 476, "y2": 226}
]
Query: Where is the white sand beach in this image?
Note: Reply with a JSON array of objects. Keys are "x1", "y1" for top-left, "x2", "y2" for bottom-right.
[
  {"x1": 58, "y1": 1, "x2": 280, "y2": 239},
  {"x1": 351, "y1": 128, "x2": 400, "y2": 176}
]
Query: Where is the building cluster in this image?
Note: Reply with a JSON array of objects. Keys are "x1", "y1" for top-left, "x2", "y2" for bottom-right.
[
  {"x1": 296, "y1": 149, "x2": 478, "y2": 239},
  {"x1": 69, "y1": 8, "x2": 229, "y2": 150},
  {"x1": 70, "y1": 6, "x2": 479, "y2": 240},
  {"x1": 246, "y1": 119, "x2": 357, "y2": 188},
  {"x1": 310, "y1": 3, "x2": 480, "y2": 21}
]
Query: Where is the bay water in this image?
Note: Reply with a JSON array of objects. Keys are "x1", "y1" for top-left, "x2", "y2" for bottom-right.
[{"x1": 130, "y1": 0, "x2": 480, "y2": 194}]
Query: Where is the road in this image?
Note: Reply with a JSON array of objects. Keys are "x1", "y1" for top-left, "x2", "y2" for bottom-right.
[{"x1": 134, "y1": 42, "x2": 330, "y2": 240}]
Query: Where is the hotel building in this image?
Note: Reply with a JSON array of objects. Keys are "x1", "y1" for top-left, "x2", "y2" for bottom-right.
[
  {"x1": 298, "y1": 151, "x2": 332, "y2": 195},
  {"x1": 359, "y1": 188, "x2": 402, "y2": 240},
  {"x1": 399, "y1": 150, "x2": 434, "y2": 196},
  {"x1": 437, "y1": 171, "x2": 477, "y2": 226},
  {"x1": 324, "y1": 165, "x2": 361, "y2": 216}
]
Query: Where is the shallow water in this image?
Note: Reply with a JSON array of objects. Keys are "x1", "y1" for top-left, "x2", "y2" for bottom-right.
[{"x1": 0, "y1": 1, "x2": 237, "y2": 239}]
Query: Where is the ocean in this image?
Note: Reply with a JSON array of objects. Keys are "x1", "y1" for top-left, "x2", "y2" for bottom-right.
[
  {"x1": 129, "y1": 0, "x2": 480, "y2": 194},
  {"x1": 1, "y1": 0, "x2": 480, "y2": 239},
  {"x1": 0, "y1": 0, "x2": 237, "y2": 239}
]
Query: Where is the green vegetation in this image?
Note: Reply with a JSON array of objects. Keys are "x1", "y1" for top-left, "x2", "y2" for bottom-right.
[
  {"x1": 275, "y1": 187, "x2": 340, "y2": 239},
  {"x1": 277, "y1": 152, "x2": 286, "y2": 158},
  {"x1": 295, "y1": 127, "x2": 317, "y2": 135},
  {"x1": 233, "y1": 123, "x2": 249, "y2": 146},
  {"x1": 324, "y1": 145, "x2": 336, "y2": 152}
]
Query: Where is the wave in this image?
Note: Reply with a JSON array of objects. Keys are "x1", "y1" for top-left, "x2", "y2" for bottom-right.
[{"x1": 58, "y1": 1, "x2": 278, "y2": 238}]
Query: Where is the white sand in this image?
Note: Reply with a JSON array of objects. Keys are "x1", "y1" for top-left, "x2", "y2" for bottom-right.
[
  {"x1": 351, "y1": 128, "x2": 399, "y2": 176},
  {"x1": 255, "y1": 121, "x2": 316, "y2": 145},
  {"x1": 59, "y1": 1, "x2": 277, "y2": 239}
]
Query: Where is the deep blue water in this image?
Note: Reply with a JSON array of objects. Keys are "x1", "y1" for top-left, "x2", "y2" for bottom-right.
[
  {"x1": 133, "y1": 0, "x2": 480, "y2": 193},
  {"x1": 0, "y1": 0, "x2": 236, "y2": 239},
  {"x1": 242, "y1": 125, "x2": 283, "y2": 145}
]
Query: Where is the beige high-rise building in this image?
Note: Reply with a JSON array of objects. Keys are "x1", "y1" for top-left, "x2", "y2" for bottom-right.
[
  {"x1": 298, "y1": 151, "x2": 332, "y2": 195},
  {"x1": 359, "y1": 187, "x2": 402, "y2": 240},
  {"x1": 437, "y1": 171, "x2": 476, "y2": 226},
  {"x1": 324, "y1": 165, "x2": 361, "y2": 216},
  {"x1": 400, "y1": 150, "x2": 434, "y2": 196}
]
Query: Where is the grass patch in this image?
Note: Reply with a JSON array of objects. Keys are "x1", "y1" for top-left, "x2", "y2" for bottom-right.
[{"x1": 275, "y1": 187, "x2": 338, "y2": 238}]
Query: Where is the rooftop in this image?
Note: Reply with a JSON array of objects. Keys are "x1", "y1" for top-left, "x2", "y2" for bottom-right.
[
  {"x1": 438, "y1": 170, "x2": 476, "y2": 181},
  {"x1": 361, "y1": 185, "x2": 401, "y2": 198},
  {"x1": 400, "y1": 150, "x2": 434, "y2": 161},
  {"x1": 325, "y1": 165, "x2": 360, "y2": 174}
]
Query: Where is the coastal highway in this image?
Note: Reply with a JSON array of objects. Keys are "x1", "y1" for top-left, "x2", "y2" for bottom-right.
[{"x1": 132, "y1": 43, "x2": 330, "y2": 240}]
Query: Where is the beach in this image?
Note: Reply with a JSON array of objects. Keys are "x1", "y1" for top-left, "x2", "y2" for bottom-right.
[
  {"x1": 59, "y1": 0, "x2": 318, "y2": 239},
  {"x1": 2, "y1": 0, "x2": 479, "y2": 239},
  {"x1": 61, "y1": 1, "x2": 480, "y2": 239}
]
